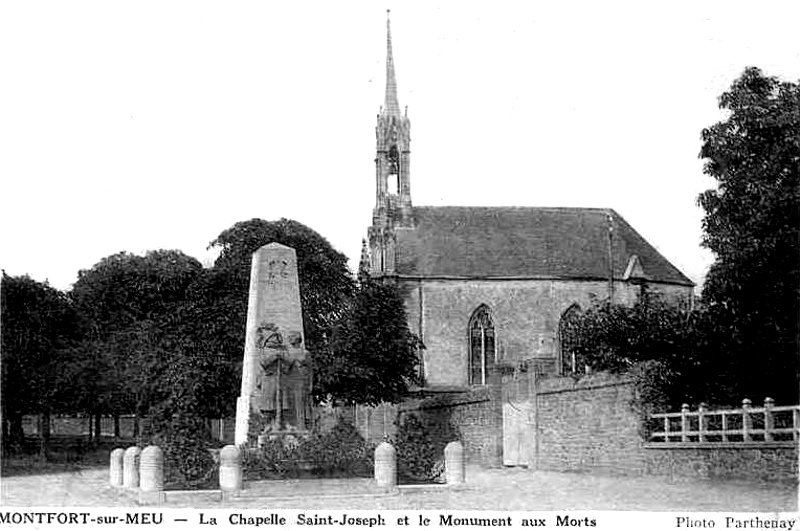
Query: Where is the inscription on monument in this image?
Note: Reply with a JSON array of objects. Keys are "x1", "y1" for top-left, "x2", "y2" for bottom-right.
[{"x1": 264, "y1": 259, "x2": 290, "y2": 288}]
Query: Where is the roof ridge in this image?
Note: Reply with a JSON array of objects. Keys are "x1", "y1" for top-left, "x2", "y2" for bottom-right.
[{"x1": 414, "y1": 205, "x2": 613, "y2": 212}]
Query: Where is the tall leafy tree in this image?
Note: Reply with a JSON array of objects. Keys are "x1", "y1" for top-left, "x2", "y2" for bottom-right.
[
  {"x1": 316, "y1": 277, "x2": 423, "y2": 406},
  {"x1": 71, "y1": 250, "x2": 238, "y2": 480},
  {"x1": 697, "y1": 67, "x2": 800, "y2": 404},
  {"x1": 207, "y1": 218, "x2": 356, "y2": 397},
  {"x1": 1, "y1": 273, "x2": 79, "y2": 447},
  {"x1": 70, "y1": 250, "x2": 203, "y2": 420},
  {"x1": 173, "y1": 267, "x2": 248, "y2": 418},
  {"x1": 72, "y1": 250, "x2": 203, "y2": 327}
]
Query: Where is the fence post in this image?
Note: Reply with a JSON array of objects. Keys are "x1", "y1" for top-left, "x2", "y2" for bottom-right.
[
  {"x1": 763, "y1": 397, "x2": 774, "y2": 442},
  {"x1": 795, "y1": 407, "x2": 800, "y2": 442},
  {"x1": 742, "y1": 398, "x2": 752, "y2": 442},
  {"x1": 698, "y1": 403, "x2": 708, "y2": 443},
  {"x1": 721, "y1": 412, "x2": 728, "y2": 443},
  {"x1": 680, "y1": 404, "x2": 690, "y2": 442}
]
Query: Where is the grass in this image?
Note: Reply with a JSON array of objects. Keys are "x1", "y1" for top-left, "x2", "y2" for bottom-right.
[{"x1": 1, "y1": 437, "x2": 121, "y2": 477}]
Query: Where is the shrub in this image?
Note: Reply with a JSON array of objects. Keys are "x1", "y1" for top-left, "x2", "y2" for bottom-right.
[
  {"x1": 426, "y1": 415, "x2": 460, "y2": 458},
  {"x1": 150, "y1": 416, "x2": 217, "y2": 489},
  {"x1": 393, "y1": 413, "x2": 437, "y2": 482},
  {"x1": 246, "y1": 410, "x2": 270, "y2": 446},
  {"x1": 242, "y1": 437, "x2": 302, "y2": 480},
  {"x1": 300, "y1": 417, "x2": 373, "y2": 477},
  {"x1": 242, "y1": 417, "x2": 373, "y2": 480}
]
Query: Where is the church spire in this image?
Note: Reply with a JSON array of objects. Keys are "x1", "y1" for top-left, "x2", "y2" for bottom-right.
[
  {"x1": 383, "y1": 9, "x2": 401, "y2": 116},
  {"x1": 371, "y1": 9, "x2": 413, "y2": 240}
]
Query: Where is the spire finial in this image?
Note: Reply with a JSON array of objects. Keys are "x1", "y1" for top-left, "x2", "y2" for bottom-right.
[{"x1": 384, "y1": 9, "x2": 401, "y2": 116}]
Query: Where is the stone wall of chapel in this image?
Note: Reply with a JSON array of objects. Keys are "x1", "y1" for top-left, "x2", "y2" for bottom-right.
[{"x1": 401, "y1": 279, "x2": 692, "y2": 388}]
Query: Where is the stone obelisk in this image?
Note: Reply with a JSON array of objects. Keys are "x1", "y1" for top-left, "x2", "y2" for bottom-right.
[{"x1": 234, "y1": 243, "x2": 308, "y2": 447}]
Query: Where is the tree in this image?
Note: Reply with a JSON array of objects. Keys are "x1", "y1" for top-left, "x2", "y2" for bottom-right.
[
  {"x1": 207, "y1": 218, "x2": 356, "y2": 400},
  {"x1": 1, "y1": 273, "x2": 80, "y2": 448},
  {"x1": 564, "y1": 295, "x2": 703, "y2": 408},
  {"x1": 697, "y1": 67, "x2": 800, "y2": 404},
  {"x1": 72, "y1": 250, "x2": 203, "y2": 328},
  {"x1": 173, "y1": 267, "x2": 247, "y2": 418},
  {"x1": 70, "y1": 250, "x2": 203, "y2": 423},
  {"x1": 316, "y1": 277, "x2": 423, "y2": 406},
  {"x1": 71, "y1": 249, "x2": 243, "y2": 481}
]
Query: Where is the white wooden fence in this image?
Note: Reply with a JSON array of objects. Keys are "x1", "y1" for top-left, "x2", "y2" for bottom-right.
[{"x1": 648, "y1": 398, "x2": 800, "y2": 444}]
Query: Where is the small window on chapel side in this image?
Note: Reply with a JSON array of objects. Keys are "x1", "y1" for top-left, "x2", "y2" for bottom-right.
[{"x1": 469, "y1": 305, "x2": 495, "y2": 385}]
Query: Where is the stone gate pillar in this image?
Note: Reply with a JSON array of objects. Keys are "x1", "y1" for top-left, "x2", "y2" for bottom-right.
[{"x1": 486, "y1": 366, "x2": 505, "y2": 467}]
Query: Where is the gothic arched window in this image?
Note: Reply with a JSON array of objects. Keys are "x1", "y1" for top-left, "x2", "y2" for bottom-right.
[
  {"x1": 469, "y1": 305, "x2": 495, "y2": 385},
  {"x1": 558, "y1": 304, "x2": 582, "y2": 375}
]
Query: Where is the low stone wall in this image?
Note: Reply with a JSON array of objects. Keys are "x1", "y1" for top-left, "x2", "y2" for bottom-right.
[
  {"x1": 643, "y1": 443, "x2": 797, "y2": 482},
  {"x1": 359, "y1": 372, "x2": 798, "y2": 482},
  {"x1": 398, "y1": 387, "x2": 502, "y2": 466},
  {"x1": 533, "y1": 373, "x2": 798, "y2": 482},
  {"x1": 535, "y1": 373, "x2": 646, "y2": 475}
]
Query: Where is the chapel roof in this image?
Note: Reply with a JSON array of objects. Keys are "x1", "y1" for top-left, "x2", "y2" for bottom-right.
[{"x1": 391, "y1": 206, "x2": 693, "y2": 286}]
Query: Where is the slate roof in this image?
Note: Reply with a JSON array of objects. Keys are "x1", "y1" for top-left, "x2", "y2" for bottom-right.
[{"x1": 392, "y1": 206, "x2": 693, "y2": 286}]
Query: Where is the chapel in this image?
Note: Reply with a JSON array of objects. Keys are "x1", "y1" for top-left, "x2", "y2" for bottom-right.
[{"x1": 363, "y1": 13, "x2": 694, "y2": 391}]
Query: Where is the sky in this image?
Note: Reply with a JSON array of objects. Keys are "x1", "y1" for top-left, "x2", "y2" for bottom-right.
[{"x1": 2, "y1": 1, "x2": 799, "y2": 292}]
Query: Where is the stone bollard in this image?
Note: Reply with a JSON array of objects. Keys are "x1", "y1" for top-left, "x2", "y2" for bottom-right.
[
  {"x1": 219, "y1": 445, "x2": 242, "y2": 494},
  {"x1": 123, "y1": 446, "x2": 141, "y2": 489},
  {"x1": 140, "y1": 446, "x2": 164, "y2": 492},
  {"x1": 139, "y1": 446, "x2": 165, "y2": 505},
  {"x1": 444, "y1": 441, "x2": 465, "y2": 485},
  {"x1": 374, "y1": 442, "x2": 396, "y2": 488},
  {"x1": 109, "y1": 448, "x2": 125, "y2": 487}
]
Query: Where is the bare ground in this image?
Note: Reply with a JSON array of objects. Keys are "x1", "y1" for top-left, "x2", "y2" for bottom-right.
[{"x1": 2, "y1": 465, "x2": 796, "y2": 511}]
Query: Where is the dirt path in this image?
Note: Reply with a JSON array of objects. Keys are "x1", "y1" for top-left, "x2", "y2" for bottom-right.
[{"x1": 1, "y1": 466, "x2": 795, "y2": 511}]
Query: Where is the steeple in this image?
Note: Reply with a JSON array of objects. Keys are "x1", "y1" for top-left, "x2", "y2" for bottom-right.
[
  {"x1": 384, "y1": 9, "x2": 401, "y2": 116},
  {"x1": 369, "y1": 9, "x2": 414, "y2": 276}
]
